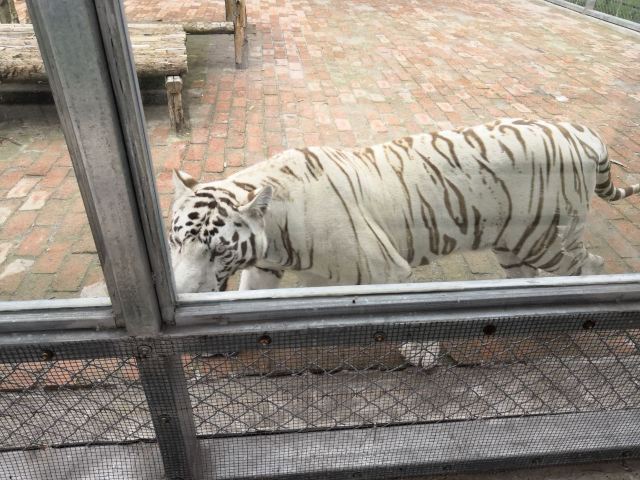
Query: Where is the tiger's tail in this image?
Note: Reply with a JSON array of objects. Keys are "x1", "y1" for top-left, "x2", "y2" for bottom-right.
[{"x1": 595, "y1": 152, "x2": 640, "y2": 202}]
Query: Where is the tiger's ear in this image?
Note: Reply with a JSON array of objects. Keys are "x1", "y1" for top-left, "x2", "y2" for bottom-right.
[
  {"x1": 239, "y1": 186, "x2": 273, "y2": 218},
  {"x1": 173, "y1": 169, "x2": 198, "y2": 199}
]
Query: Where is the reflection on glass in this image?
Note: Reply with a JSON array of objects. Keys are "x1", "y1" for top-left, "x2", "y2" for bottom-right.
[
  {"x1": 159, "y1": 0, "x2": 639, "y2": 295},
  {"x1": 170, "y1": 118, "x2": 639, "y2": 293},
  {"x1": 0, "y1": 15, "x2": 105, "y2": 301}
]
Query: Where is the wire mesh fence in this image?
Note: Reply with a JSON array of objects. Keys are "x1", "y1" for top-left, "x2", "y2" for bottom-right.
[
  {"x1": 1, "y1": 316, "x2": 640, "y2": 479},
  {"x1": 594, "y1": 0, "x2": 640, "y2": 22},
  {"x1": 549, "y1": 0, "x2": 640, "y2": 23}
]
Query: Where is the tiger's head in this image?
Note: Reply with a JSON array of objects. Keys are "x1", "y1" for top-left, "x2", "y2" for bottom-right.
[{"x1": 169, "y1": 170, "x2": 272, "y2": 293}]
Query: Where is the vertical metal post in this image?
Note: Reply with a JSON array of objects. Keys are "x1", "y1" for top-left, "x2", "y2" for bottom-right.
[
  {"x1": 137, "y1": 342, "x2": 201, "y2": 480},
  {"x1": 585, "y1": 0, "x2": 596, "y2": 10},
  {"x1": 93, "y1": 1, "x2": 178, "y2": 324},
  {"x1": 26, "y1": 1, "x2": 201, "y2": 478}
]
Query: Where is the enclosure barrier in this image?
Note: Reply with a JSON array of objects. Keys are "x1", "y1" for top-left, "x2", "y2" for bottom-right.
[
  {"x1": 545, "y1": 0, "x2": 640, "y2": 31},
  {"x1": 1, "y1": 0, "x2": 640, "y2": 479}
]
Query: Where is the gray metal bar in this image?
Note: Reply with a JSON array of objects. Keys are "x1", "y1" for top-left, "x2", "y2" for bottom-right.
[
  {"x1": 0, "y1": 305, "x2": 114, "y2": 333},
  {"x1": 174, "y1": 282, "x2": 640, "y2": 326},
  {"x1": 203, "y1": 410, "x2": 640, "y2": 479},
  {"x1": 25, "y1": 0, "x2": 160, "y2": 336},
  {"x1": 25, "y1": 3, "x2": 202, "y2": 480},
  {"x1": 584, "y1": 8, "x2": 640, "y2": 32},
  {"x1": 0, "y1": 304, "x2": 637, "y2": 362},
  {"x1": 136, "y1": 344, "x2": 202, "y2": 480},
  {"x1": 93, "y1": 1, "x2": 177, "y2": 324},
  {"x1": 2, "y1": 279, "x2": 640, "y2": 334}
]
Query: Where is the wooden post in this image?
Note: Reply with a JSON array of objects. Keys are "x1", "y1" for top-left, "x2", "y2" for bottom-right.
[
  {"x1": 224, "y1": 0, "x2": 237, "y2": 22},
  {"x1": 0, "y1": 0, "x2": 19, "y2": 23},
  {"x1": 234, "y1": 0, "x2": 247, "y2": 68},
  {"x1": 166, "y1": 76, "x2": 185, "y2": 133}
]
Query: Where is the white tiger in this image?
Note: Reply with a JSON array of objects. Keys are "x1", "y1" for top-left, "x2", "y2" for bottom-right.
[{"x1": 170, "y1": 118, "x2": 639, "y2": 368}]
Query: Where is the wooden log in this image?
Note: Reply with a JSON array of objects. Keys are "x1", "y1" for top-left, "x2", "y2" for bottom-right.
[
  {"x1": 182, "y1": 21, "x2": 234, "y2": 35},
  {"x1": 0, "y1": 23, "x2": 187, "y2": 81},
  {"x1": 165, "y1": 75, "x2": 185, "y2": 133},
  {"x1": 225, "y1": 0, "x2": 237, "y2": 22},
  {"x1": 234, "y1": 0, "x2": 248, "y2": 68},
  {"x1": 0, "y1": 0, "x2": 19, "y2": 24}
]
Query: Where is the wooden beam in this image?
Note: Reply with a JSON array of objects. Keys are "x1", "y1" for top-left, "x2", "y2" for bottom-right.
[
  {"x1": 234, "y1": 0, "x2": 248, "y2": 68},
  {"x1": 0, "y1": 0, "x2": 19, "y2": 23},
  {"x1": 183, "y1": 21, "x2": 235, "y2": 34},
  {"x1": 224, "y1": 0, "x2": 236, "y2": 22},
  {"x1": 166, "y1": 75, "x2": 185, "y2": 133}
]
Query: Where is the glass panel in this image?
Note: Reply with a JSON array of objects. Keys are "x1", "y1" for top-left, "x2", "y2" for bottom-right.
[
  {"x1": 0, "y1": 7, "x2": 107, "y2": 301},
  {"x1": 155, "y1": 0, "x2": 639, "y2": 297}
]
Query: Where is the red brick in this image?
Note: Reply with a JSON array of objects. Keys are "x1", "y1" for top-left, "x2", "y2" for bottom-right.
[
  {"x1": 247, "y1": 135, "x2": 264, "y2": 154},
  {"x1": 208, "y1": 138, "x2": 225, "y2": 154},
  {"x1": 39, "y1": 167, "x2": 69, "y2": 188},
  {"x1": 0, "y1": 259, "x2": 34, "y2": 295},
  {"x1": 26, "y1": 151, "x2": 58, "y2": 176},
  {"x1": 53, "y1": 177, "x2": 80, "y2": 200},
  {"x1": 182, "y1": 161, "x2": 202, "y2": 181},
  {"x1": 32, "y1": 243, "x2": 68, "y2": 274},
  {"x1": 227, "y1": 133, "x2": 245, "y2": 149},
  {"x1": 226, "y1": 150, "x2": 245, "y2": 168},
  {"x1": 13, "y1": 273, "x2": 53, "y2": 300},
  {"x1": 0, "y1": 171, "x2": 24, "y2": 190},
  {"x1": 612, "y1": 220, "x2": 640, "y2": 246},
  {"x1": 16, "y1": 227, "x2": 52, "y2": 256},
  {"x1": 191, "y1": 127, "x2": 210, "y2": 144},
  {"x1": 211, "y1": 124, "x2": 228, "y2": 138},
  {"x1": 205, "y1": 153, "x2": 225, "y2": 173},
  {"x1": 0, "y1": 211, "x2": 37, "y2": 240},
  {"x1": 52, "y1": 254, "x2": 93, "y2": 292},
  {"x1": 186, "y1": 144, "x2": 206, "y2": 162}
]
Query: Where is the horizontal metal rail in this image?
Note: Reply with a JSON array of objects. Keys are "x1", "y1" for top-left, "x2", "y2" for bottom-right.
[{"x1": 2, "y1": 274, "x2": 639, "y2": 334}]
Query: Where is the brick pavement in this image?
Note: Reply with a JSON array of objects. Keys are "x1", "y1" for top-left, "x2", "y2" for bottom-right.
[{"x1": 1, "y1": 0, "x2": 639, "y2": 300}]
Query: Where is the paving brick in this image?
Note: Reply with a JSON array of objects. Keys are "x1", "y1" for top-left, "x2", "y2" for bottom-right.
[
  {"x1": 52, "y1": 254, "x2": 93, "y2": 292},
  {"x1": 0, "y1": 206, "x2": 13, "y2": 226},
  {"x1": 186, "y1": 143, "x2": 206, "y2": 161},
  {"x1": 0, "y1": 243, "x2": 12, "y2": 266},
  {"x1": 6, "y1": 177, "x2": 40, "y2": 199},
  {"x1": 0, "y1": 259, "x2": 34, "y2": 295},
  {"x1": 13, "y1": 273, "x2": 54, "y2": 300},
  {"x1": 226, "y1": 149, "x2": 245, "y2": 168},
  {"x1": 39, "y1": 167, "x2": 69, "y2": 189},
  {"x1": 0, "y1": 211, "x2": 37, "y2": 241},
  {"x1": 32, "y1": 243, "x2": 69, "y2": 274},
  {"x1": 19, "y1": 191, "x2": 51, "y2": 211},
  {"x1": 16, "y1": 227, "x2": 52, "y2": 257},
  {"x1": 0, "y1": 171, "x2": 25, "y2": 190}
]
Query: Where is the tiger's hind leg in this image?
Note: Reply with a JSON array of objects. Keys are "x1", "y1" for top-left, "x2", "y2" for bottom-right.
[
  {"x1": 239, "y1": 266, "x2": 284, "y2": 290},
  {"x1": 492, "y1": 248, "x2": 541, "y2": 279},
  {"x1": 533, "y1": 242, "x2": 604, "y2": 276}
]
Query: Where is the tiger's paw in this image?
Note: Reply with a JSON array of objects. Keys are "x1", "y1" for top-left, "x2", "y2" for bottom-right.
[
  {"x1": 581, "y1": 254, "x2": 604, "y2": 275},
  {"x1": 399, "y1": 341, "x2": 441, "y2": 370}
]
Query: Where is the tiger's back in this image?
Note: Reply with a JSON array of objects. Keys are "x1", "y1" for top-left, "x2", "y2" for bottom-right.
[{"x1": 225, "y1": 119, "x2": 622, "y2": 285}]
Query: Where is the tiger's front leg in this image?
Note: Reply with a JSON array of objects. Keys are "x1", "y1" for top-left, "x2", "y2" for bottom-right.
[{"x1": 239, "y1": 267, "x2": 283, "y2": 290}]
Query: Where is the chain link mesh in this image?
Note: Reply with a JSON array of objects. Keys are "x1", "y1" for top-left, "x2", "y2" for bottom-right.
[
  {"x1": 1, "y1": 320, "x2": 639, "y2": 479},
  {"x1": 0, "y1": 341, "x2": 163, "y2": 480}
]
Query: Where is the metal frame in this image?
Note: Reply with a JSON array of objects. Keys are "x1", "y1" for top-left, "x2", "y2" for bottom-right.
[{"x1": 1, "y1": 0, "x2": 639, "y2": 479}]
